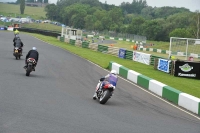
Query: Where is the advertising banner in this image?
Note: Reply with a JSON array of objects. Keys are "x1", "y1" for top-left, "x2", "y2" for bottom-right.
[
  {"x1": 118, "y1": 48, "x2": 126, "y2": 59},
  {"x1": 133, "y1": 51, "x2": 151, "y2": 65},
  {"x1": 157, "y1": 58, "x2": 171, "y2": 73},
  {"x1": 7, "y1": 27, "x2": 14, "y2": 31},
  {"x1": 174, "y1": 61, "x2": 200, "y2": 79},
  {"x1": 0, "y1": 27, "x2": 4, "y2": 30}
]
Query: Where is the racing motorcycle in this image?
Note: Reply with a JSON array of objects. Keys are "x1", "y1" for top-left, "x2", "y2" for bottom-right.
[
  {"x1": 13, "y1": 47, "x2": 22, "y2": 60},
  {"x1": 94, "y1": 79, "x2": 115, "y2": 104},
  {"x1": 25, "y1": 58, "x2": 37, "y2": 76}
]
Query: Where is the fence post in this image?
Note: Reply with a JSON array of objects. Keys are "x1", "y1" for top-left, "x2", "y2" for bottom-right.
[{"x1": 154, "y1": 58, "x2": 158, "y2": 70}]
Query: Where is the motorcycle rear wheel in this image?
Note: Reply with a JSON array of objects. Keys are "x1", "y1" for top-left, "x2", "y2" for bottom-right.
[
  {"x1": 26, "y1": 66, "x2": 32, "y2": 76},
  {"x1": 99, "y1": 90, "x2": 111, "y2": 104}
]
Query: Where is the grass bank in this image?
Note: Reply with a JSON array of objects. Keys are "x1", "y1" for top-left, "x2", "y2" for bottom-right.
[
  {"x1": 0, "y1": 3, "x2": 46, "y2": 19},
  {"x1": 30, "y1": 33, "x2": 200, "y2": 98}
]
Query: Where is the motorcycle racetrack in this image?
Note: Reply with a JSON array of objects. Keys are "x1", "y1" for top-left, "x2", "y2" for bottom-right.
[{"x1": 0, "y1": 31, "x2": 199, "y2": 133}]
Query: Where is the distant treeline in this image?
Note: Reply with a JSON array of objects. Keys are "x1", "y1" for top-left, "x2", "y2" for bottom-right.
[{"x1": 44, "y1": 0, "x2": 200, "y2": 41}]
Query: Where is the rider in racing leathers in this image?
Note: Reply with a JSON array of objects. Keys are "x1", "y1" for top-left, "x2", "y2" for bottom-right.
[
  {"x1": 93, "y1": 70, "x2": 118, "y2": 100},
  {"x1": 24, "y1": 47, "x2": 39, "y2": 71},
  {"x1": 13, "y1": 37, "x2": 24, "y2": 55}
]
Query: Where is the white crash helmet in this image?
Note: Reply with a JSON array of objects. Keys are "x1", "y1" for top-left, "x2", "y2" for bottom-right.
[
  {"x1": 32, "y1": 47, "x2": 37, "y2": 51},
  {"x1": 110, "y1": 70, "x2": 117, "y2": 75}
]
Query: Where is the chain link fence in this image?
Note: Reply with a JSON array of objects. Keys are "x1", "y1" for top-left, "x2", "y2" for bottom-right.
[{"x1": 83, "y1": 30, "x2": 146, "y2": 44}]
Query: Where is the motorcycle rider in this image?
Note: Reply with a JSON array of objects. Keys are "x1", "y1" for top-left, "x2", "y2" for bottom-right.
[
  {"x1": 13, "y1": 34, "x2": 20, "y2": 43},
  {"x1": 14, "y1": 29, "x2": 19, "y2": 36},
  {"x1": 13, "y1": 37, "x2": 24, "y2": 55},
  {"x1": 23, "y1": 47, "x2": 39, "y2": 71},
  {"x1": 93, "y1": 70, "x2": 118, "y2": 100}
]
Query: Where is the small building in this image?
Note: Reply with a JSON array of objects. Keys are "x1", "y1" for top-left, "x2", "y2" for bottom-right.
[{"x1": 61, "y1": 27, "x2": 82, "y2": 40}]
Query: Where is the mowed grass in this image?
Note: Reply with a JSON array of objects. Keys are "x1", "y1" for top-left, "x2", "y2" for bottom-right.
[
  {"x1": 104, "y1": 39, "x2": 200, "y2": 61},
  {"x1": 103, "y1": 40, "x2": 170, "y2": 51},
  {"x1": 28, "y1": 33, "x2": 200, "y2": 98},
  {"x1": 21, "y1": 23, "x2": 62, "y2": 32},
  {"x1": 0, "y1": 3, "x2": 46, "y2": 19}
]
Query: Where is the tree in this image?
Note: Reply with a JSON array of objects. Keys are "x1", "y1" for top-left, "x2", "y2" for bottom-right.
[
  {"x1": 94, "y1": 20, "x2": 103, "y2": 31},
  {"x1": 190, "y1": 10, "x2": 200, "y2": 39},
  {"x1": 84, "y1": 15, "x2": 96, "y2": 30},
  {"x1": 20, "y1": 0, "x2": 25, "y2": 14},
  {"x1": 141, "y1": 6, "x2": 154, "y2": 19},
  {"x1": 127, "y1": 16, "x2": 145, "y2": 34},
  {"x1": 169, "y1": 28, "x2": 192, "y2": 38},
  {"x1": 45, "y1": 4, "x2": 58, "y2": 20},
  {"x1": 62, "y1": 4, "x2": 89, "y2": 28},
  {"x1": 109, "y1": 7, "x2": 123, "y2": 26},
  {"x1": 142, "y1": 20, "x2": 163, "y2": 40}
]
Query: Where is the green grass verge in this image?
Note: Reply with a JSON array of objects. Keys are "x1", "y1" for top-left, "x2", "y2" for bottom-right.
[
  {"x1": 0, "y1": 3, "x2": 46, "y2": 19},
  {"x1": 0, "y1": 21, "x2": 12, "y2": 26},
  {"x1": 29, "y1": 33, "x2": 200, "y2": 98},
  {"x1": 102, "y1": 40, "x2": 170, "y2": 51}
]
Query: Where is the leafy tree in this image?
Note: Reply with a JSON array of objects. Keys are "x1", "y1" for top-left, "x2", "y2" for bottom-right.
[
  {"x1": 120, "y1": 0, "x2": 147, "y2": 14},
  {"x1": 94, "y1": 20, "x2": 103, "y2": 31},
  {"x1": 45, "y1": 4, "x2": 58, "y2": 20},
  {"x1": 101, "y1": 15, "x2": 112, "y2": 30},
  {"x1": 152, "y1": 7, "x2": 190, "y2": 19},
  {"x1": 141, "y1": 6, "x2": 154, "y2": 19},
  {"x1": 169, "y1": 28, "x2": 192, "y2": 38},
  {"x1": 84, "y1": 15, "x2": 96, "y2": 30},
  {"x1": 93, "y1": 10, "x2": 107, "y2": 21},
  {"x1": 142, "y1": 20, "x2": 163, "y2": 40},
  {"x1": 109, "y1": 7, "x2": 123, "y2": 26},
  {"x1": 62, "y1": 4, "x2": 89, "y2": 28},
  {"x1": 190, "y1": 10, "x2": 200, "y2": 39},
  {"x1": 127, "y1": 16, "x2": 145, "y2": 34},
  {"x1": 20, "y1": 0, "x2": 25, "y2": 14}
]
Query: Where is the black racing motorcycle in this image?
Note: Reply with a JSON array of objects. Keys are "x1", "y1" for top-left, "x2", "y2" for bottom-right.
[
  {"x1": 25, "y1": 58, "x2": 37, "y2": 76},
  {"x1": 13, "y1": 47, "x2": 22, "y2": 60}
]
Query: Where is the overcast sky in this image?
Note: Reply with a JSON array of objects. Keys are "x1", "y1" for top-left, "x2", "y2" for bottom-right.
[{"x1": 1, "y1": 0, "x2": 200, "y2": 12}]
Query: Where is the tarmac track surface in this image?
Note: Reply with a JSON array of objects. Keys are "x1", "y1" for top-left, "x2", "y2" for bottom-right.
[{"x1": 0, "y1": 31, "x2": 200, "y2": 133}]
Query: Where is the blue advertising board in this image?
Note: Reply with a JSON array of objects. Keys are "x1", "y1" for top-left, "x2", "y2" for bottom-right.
[
  {"x1": 118, "y1": 48, "x2": 126, "y2": 59},
  {"x1": 0, "y1": 27, "x2": 4, "y2": 30},
  {"x1": 157, "y1": 58, "x2": 171, "y2": 73}
]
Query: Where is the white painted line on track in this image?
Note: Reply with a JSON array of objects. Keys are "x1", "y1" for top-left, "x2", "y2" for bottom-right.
[{"x1": 33, "y1": 36, "x2": 200, "y2": 120}]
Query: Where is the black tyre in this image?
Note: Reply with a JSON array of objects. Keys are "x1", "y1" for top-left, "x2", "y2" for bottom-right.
[
  {"x1": 99, "y1": 90, "x2": 111, "y2": 104},
  {"x1": 26, "y1": 66, "x2": 32, "y2": 76}
]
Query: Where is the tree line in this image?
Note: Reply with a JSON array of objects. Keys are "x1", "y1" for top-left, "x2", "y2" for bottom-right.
[{"x1": 44, "y1": 0, "x2": 200, "y2": 41}]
